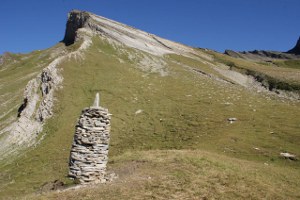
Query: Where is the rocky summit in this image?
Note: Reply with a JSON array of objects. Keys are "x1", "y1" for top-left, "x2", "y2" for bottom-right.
[{"x1": 0, "y1": 10, "x2": 300, "y2": 199}]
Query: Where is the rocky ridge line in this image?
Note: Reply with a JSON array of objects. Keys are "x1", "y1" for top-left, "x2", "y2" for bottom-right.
[
  {"x1": 224, "y1": 49, "x2": 300, "y2": 61},
  {"x1": 62, "y1": 10, "x2": 210, "y2": 59},
  {"x1": 0, "y1": 23, "x2": 93, "y2": 161},
  {"x1": 224, "y1": 37, "x2": 300, "y2": 61}
]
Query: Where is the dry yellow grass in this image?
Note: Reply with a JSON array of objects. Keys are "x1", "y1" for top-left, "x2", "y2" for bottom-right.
[{"x1": 26, "y1": 150, "x2": 300, "y2": 200}]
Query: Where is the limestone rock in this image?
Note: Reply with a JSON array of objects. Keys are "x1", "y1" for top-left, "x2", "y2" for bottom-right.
[
  {"x1": 280, "y1": 152, "x2": 297, "y2": 161},
  {"x1": 63, "y1": 10, "x2": 91, "y2": 46},
  {"x1": 227, "y1": 118, "x2": 237, "y2": 124}
]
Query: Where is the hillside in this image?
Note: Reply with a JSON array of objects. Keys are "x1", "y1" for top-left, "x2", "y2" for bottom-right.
[{"x1": 0, "y1": 10, "x2": 300, "y2": 199}]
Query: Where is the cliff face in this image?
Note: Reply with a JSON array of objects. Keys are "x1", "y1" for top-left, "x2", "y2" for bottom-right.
[
  {"x1": 287, "y1": 37, "x2": 300, "y2": 55},
  {"x1": 63, "y1": 10, "x2": 91, "y2": 45}
]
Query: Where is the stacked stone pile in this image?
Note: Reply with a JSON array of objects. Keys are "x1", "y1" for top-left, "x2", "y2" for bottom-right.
[{"x1": 69, "y1": 93, "x2": 112, "y2": 184}]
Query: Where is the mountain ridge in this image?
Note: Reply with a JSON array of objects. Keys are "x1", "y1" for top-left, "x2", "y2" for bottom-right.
[
  {"x1": 224, "y1": 36, "x2": 300, "y2": 61},
  {"x1": 62, "y1": 10, "x2": 204, "y2": 57}
]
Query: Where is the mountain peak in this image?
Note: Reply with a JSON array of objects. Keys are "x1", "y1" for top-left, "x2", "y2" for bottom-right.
[
  {"x1": 63, "y1": 10, "x2": 91, "y2": 45},
  {"x1": 287, "y1": 36, "x2": 300, "y2": 55},
  {"x1": 62, "y1": 10, "x2": 195, "y2": 56}
]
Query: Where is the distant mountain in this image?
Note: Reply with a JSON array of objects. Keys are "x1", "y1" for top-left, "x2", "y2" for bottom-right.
[
  {"x1": 287, "y1": 36, "x2": 300, "y2": 55},
  {"x1": 225, "y1": 37, "x2": 300, "y2": 61},
  {"x1": 1, "y1": 10, "x2": 300, "y2": 199}
]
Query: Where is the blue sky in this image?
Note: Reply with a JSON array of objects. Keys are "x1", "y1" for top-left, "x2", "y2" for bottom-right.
[{"x1": 0, "y1": 0, "x2": 299, "y2": 54}]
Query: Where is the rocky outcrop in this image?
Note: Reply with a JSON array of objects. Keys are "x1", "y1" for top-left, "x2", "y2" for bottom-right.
[
  {"x1": 63, "y1": 10, "x2": 91, "y2": 45},
  {"x1": 69, "y1": 93, "x2": 112, "y2": 184},
  {"x1": 287, "y1": 36, "x2": 300, "y2": 55},
  {"x1": 224, "y1": 50, "x2": 244, "y2": 59},
  {"x1": 36, "y1": 58, "x2": 63, "y2": 122},
  {"x1": 0, "y1": 55, "x2": 63, "y2": 160},
  {"x1": 0, "y1": 52, "x2": 15, "y2": 66},
  {"x1": 0, "y1": 13, "x2": 93, "y2": 161}
]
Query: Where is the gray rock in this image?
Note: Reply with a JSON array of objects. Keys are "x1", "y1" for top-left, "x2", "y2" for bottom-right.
[
  {"x1": 227, "y1": 118, "x2": 237, "y2": 124},
  {"x1": 280, "y1": 152, "x2": 297, "y2": 161}
]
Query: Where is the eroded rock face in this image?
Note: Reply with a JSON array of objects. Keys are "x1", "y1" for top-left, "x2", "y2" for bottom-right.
[
  {"x1": 69, "y1": 106, "x2": 111, "y2": 184},
  {"x1": 63, "y1": 10, "x2": 91, "y2": 45}
]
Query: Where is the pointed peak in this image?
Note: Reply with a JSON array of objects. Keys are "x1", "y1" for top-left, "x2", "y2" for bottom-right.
[
  {"x1": 287, "y1": 36, "x2": 300, "y2": 55},
  {"x1": 294, "y1": 36, "x2": 300, "y2": 47},
  {"x1": 62, "y1": 10, "x2": 91, "y2": 45}
]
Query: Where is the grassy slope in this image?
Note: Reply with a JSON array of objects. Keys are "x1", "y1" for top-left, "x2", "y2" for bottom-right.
[
  {"x1": 205, "y1": 49, "x2": 300, "y2": 90},
  {"x1": 30, "y1": 150, "x2": 300, "y2": 200},
  {"x1": 0, "y1": 37, "x2": 300, "y2": 199},
  {"x1": 273, "y1": 59, "x2": 300, "y2": 70}
]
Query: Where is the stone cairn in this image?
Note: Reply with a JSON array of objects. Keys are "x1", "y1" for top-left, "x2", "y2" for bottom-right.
[{"x1": 69, "y1": 93, "x2": 112, "y2": 184}]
